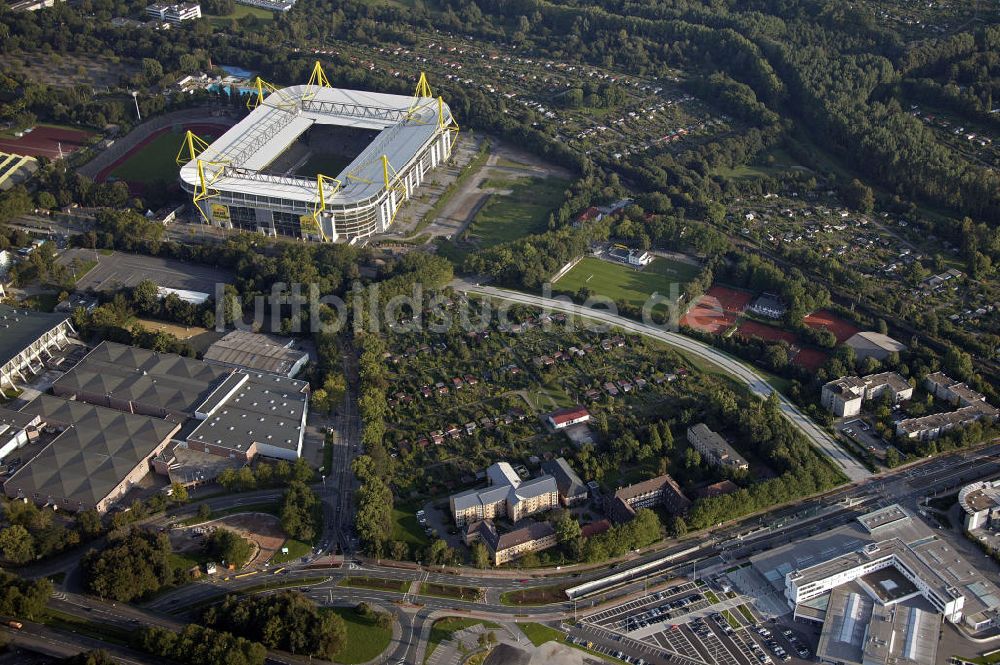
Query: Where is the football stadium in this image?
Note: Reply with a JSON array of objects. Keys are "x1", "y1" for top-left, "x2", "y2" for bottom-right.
[{"x1": 178, "y1": 63, "x2": 458, "y2": 241}]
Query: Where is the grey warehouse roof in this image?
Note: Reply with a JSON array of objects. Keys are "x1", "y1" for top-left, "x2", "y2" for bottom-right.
[
  {"x1": 187, "y1": 371, "x2": 308, "y2": 453},
  {"x1": 54, "y1": 341, "x2": 232, "y2": 415},
  {"x1": 204, "y1": 331, "x2": 308, "y2": 376},
  {"x1": 0, "y1": 304, "x2": 70, "y2": 369},
  {"x1": 6, "y1": 395, "x2": 180, "y2": 508}
]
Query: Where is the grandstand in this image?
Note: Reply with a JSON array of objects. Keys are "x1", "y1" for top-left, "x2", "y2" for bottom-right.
[
  {"x1": 177, "y1": 64, "x2": 458, "y2": 242},
  {"x1": 0, "y1": 152, "x2": 38, "y2": 190}
]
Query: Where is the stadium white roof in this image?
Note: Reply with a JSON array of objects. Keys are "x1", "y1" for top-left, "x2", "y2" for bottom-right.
[{"x1": 178, "y1": 84, "x2": 451, "y2": 205}]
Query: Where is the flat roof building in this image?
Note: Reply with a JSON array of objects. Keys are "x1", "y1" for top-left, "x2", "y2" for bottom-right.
[
  {"x1": 816, "y1": 587, "x2": 940, "y2": 665},
  {"x1": 0, "y1": 305, "x2": 75, "y2": 395},
  {"x1": 145, "y1": 1, "x2": 201, "y2": 22},
  {"x1": 895, "y1": 402, "x2": 998, "y2": 441},
  {"x1": 4, "y1": 395, "x2": 181, "y2": 513},
  {"x1": 958, "y1": 479, "x2": 1000, "y2": 531},
  {"x1": 686, "y1": 424, "x2": 748, "y2": 471},
  {"x1": 821, "y1": 372, "x2": 913, "y2": 418},
  {"x1": 204, "y1": 331, "x2": 309, "y2": 378},
  {"x1": 0, "y1": 407, "x2": 41, "y2": 461},
  {"x1": 751, "y1": 504, "x2": 1000, "y2": 633},
  {"x1": 53, "y1": 341, "x2": 308, "y2": 460}
]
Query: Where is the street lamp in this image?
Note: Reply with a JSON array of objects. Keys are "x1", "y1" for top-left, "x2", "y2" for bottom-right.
[{"x1": 131, "y1": 91, "x2": 142, "y2": 121}]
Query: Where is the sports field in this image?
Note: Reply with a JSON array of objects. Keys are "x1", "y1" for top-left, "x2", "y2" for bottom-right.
[
  {"x1": 207, "y1": 4, "x2": 275, "y2": 25},
  {"x1": 554, "y1": 256, "x2": 699, "y2": 308},
  {"x1": 0, "y1": 124, "x2": 94, "y2": 159},
  {"x1": 109, "y1": 127, "x2": 224, "y2": 185},
  {"x1": 681, "y1": 285, "x2": 753, "y2": 333},
  {"x1": 467, "y1": 176, "x2": 569, "y2": 247},
  {"x1": 736, "y1": 320, "x2": 797, "y2": 344},
  {"x1": 803, "y1": 309, "x2": 859, "y2": 343}
]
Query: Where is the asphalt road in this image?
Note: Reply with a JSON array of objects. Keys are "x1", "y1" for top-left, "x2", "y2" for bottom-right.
[{"x1": 452, "y1": 280, "x2": 872, "y2": 483}]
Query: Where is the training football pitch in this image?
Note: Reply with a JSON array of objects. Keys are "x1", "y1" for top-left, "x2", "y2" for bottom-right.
[
  {"x1": 554, "y1": 256, "x2": 700, "y2": 307},
  {"x1": 111, "y1": 129, "x2": 222, "y2": 185}
]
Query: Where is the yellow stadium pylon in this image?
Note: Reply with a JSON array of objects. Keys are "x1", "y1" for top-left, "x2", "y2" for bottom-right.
[
  {"x1": 414, "y1": 71, "x2": 433, "y2": 99},
  {"x1": 246, "y1": 76, "x2": 297, "y2": 111},
  {"x1": 307, "y1": 60, "x2": 332, "y2": 88},
  {"x1": 310, "y1": 173, "x2": 342, "y2": 241},
  {"x1": 175, "y1": 130, "x2": 211, "y2": 166}
]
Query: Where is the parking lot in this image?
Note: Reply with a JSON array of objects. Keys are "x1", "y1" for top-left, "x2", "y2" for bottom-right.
[
  {"x1": 60, "y1": 249, "x2": 233, "y2": 294},
  {"x1": 577, "y1": 578, "x2": 817, "y2": 665},
  {"x1": 838, "y1": 418, "x2": 891, "y2": 458}
]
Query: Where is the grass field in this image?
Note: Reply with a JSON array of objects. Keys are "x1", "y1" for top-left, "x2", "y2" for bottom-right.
[
  {"x1": 391, "y1": 501, "x2": 430, "y2": 547},
  {"x1": 518, "y1": 623, "x2": 564, "y2": 646},
  {"x1": 111, "y1": 129, "x2": 222, "y2": 184},
  {"x1": 500, "y1": 582, "x2": 573, "y2": 606},
  {"x1": 419, "y1": 582, "x2": 482, "y2": 601},
  {"x1": 326, "y1": 606, "x2": 393, "y2": 664},
  {"x1": 467, "y1": 176, "x2": 569, "y2": 247},
  {"x1": 425, "y1": 618, "x2": 500, "y2": 664},
  {"x1": 555, "y1": 256, "x2": 700, "y2": 308},
  {"x1": 270, "y1": 538, "x2": 312, "y2": 564},
  {"x1": 207, "y1": 4, "x2": 275, "y2": 24},
  {"x1": 339, "y1": 576, "x2": 408, "y2": 593}
]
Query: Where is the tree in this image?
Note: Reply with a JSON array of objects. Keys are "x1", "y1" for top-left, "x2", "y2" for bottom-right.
[
  {"x1": 82, "y1": 529, "x2": 171, "y2": 602},
  {"x1": 36, "y1": 191, "x2": 57, "y2": 209},
  {"x1": 554, "y1": 511, "x2": 582, "y2": 543},
  {"x1": 132, "y1": 279, "x2": 160, "y2": 314},
  {"x1": 201, "y1": 591, "x2": 344, "y2": 659},
  {"x1": 281, "y1": 481, "x2": 318, "y2": 542},
  {"x1": 197, "y1": 503, "x2": 212, "y2": 521},
  {"x1": 671, "y1": 516, "x2": 688, "y2": 538},
  {"x1": 471, "y1": 541, "x2": 490, "y2": 568},
  {"x1": 204, "y1": 528, "x2": 254, "y2": 569},
  {"x1": 885, "y1": 447, "x2": 901, "y2": 468},
  {"x1": 141, "y1": 58, "x2": 163, "y2": 82},
  {"x1": 0, "y1": 525, "x2": 35, "y2": 564},
  {"x1": 170, "y1": 482, "x2": 189, "y2": 503}
]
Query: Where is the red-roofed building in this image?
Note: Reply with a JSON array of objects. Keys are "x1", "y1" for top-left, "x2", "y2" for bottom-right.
[
  {"x1": 547, "y1": 406, "x2": 591, "y2": 430},
  {"x1": 576, "y1": 207, "x2": 603, "y2": 224}
]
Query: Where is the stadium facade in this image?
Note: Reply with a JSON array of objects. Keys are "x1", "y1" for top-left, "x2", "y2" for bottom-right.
[{"x1": 178, "y1": 65, "x2": 458, "y2": 242}]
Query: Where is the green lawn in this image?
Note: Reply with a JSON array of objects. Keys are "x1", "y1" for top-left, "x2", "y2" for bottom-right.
[
  {"x1": 326, "y1": 607, "x2": 393, "y2": 664},
  {"x1": 466, "y1": 176, "x2": 569, "y2": 247},
  {"x1": 338, "y1": 576, "x2": 408, "y2": 593},
  {"x1": 518, "y1": 622, "x2": 563, "y2": 646},
  {"x1": 270, "y1": 538, "x2": 312, "y2": 564},
  {"x1": 500, "y1": 582, "x2": 573, "y2": 606},
  {"x1": 392, "y1": 501, "x2": 430, "y2": 547},
  {"x1": 418, "y1": 582, "x2": 482, "y2": 601},
  {"x1": 554, "y1": 256, "x2": 700, "y2": 308},
  {"x1": 425, "y1": 618, "x2": 500, "y2": 664},
  {"x1": 110, "y1": 128, "x2": 222, "y2": 184},
  {"x1": 206, "y1": 4, "x2": 275, "y2": 24}
]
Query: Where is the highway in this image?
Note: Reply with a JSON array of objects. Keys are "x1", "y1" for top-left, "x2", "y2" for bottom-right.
[{"x1": 452, "y1": 280, "x2": 872, "y2": 483}]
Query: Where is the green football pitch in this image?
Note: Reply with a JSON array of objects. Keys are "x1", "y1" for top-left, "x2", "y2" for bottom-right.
[
  {"x1": 110, "y1": 129, "x2": 221, "y2": 185},
  {"x1": 554, "y1": 255, "x2": 700, "y2": 307}
]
